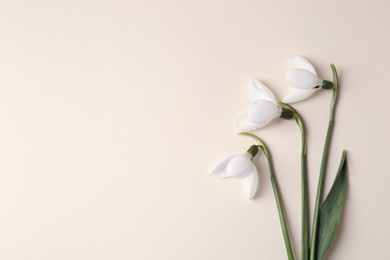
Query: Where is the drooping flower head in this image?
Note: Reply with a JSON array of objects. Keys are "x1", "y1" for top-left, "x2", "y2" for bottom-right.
[
  {"x1": 209, "y1": 145, "x2": 259, "y2": 199},
  {"x1": 282, "y1": 56, "x2": 333, "y2": 103},
  {"x1": 236, "y1": 78, "x2": 293, "y2": 131}
]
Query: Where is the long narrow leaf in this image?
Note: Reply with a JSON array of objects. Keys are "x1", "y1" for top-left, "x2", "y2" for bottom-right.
[{"x1": 316, "y1": 151, "x2": 349, "y2": 260}]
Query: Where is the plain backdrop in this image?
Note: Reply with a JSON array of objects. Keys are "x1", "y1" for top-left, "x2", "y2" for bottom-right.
[{"x1": 0, "y1": 0, "x2": 389, "y2": 259}]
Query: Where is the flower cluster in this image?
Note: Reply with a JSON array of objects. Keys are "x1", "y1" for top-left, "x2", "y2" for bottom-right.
[
  {"x1": 208, "y1": 55, "x2": 348, "y2": 260},
  {"x1": 210, "y1": 55, "x2": 329, "y2": 199}
]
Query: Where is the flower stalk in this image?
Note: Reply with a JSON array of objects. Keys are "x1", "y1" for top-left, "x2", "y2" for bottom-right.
[
  {"x1": 310, "y1": 64, "x2": 339, "y2": 260},
  {"x1": 240, "y1": 132, "x2": 295, "y2": 260},
  {"x1": 280, "y1": 103, "x2": 309, "y2": 260}
]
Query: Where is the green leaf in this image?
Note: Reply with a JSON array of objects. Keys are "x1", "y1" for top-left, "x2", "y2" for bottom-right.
[{"x1": 316, "y1": 151, "x2": 349, "y2": 260}]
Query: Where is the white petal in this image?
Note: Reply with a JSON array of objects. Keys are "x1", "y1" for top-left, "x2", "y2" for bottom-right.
[
  {"x1": 236, "y1": 113, "x2": 269, "y2": 131},
  {"x1": 209, "y1": 156, "x2": 233, "y2": 179},
  {"x1": 282, "y1": 88, "x2": 318, "y2": 103},
  {"x1": 226, "y1": 154, "x2": 252, "y2": 178},
  {"x1": 247, "y1": 100, "x2": 281, "y2": 124},
  {"x1": 242, "y1": 164, "x2": 258, "y2": 199},
  {"x1": 290, "y1": 55, "x2": 317, "y2": 75},
  {"x1": 286, "y1": 69, "x2": 323, "y2": 89},
  {"x1": 249, "y1": 78, "x2": 277, "y2": 103}
]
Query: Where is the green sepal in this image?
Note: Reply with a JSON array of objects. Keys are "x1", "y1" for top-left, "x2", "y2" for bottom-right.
[
  {"x1": 246, "y1": 145, "x2": 259, "y2": 158},
  {"x1": 322, "y1": 80, "x2": 334, "y2": 89},
  {"x1": 280, "y1": 108, "x2": 294, "y2": 119}
]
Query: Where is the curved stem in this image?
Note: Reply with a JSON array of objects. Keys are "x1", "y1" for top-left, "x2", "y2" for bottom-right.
[
  {"x1": 281, "y1": 103, "x2": 309, "y2": 260},
  {"x1": 309, "y1": 64, "x2": 339, "y2": 260},
  {"x1": 240, "y1": 132, "x2": 295, "y2": 260}
]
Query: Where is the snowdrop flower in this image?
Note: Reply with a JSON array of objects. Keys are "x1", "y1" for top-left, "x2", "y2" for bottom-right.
[
  {"x1": 236, "y1": 78, "x2": 293, "y2": 131},
  {"x1": 282, "y1": 56, "x2": 334, "y2": 103},
  {"x1": 209, "y1": 145, "x2": 260, "y2": 199}
]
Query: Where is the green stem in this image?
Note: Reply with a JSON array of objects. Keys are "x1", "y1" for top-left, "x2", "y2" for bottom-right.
[
  {"x1": 309, "y1": 64, "x2": 339, "y2": 260},
  {"x1": 281, "y1": 103, "x2": 309, "y2": 260},
  {"x1": 240, "y1": 132, "x2": 295, "y2": 260}
]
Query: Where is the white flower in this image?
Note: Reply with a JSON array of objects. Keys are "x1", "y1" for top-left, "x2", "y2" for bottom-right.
[
  {"x1": 209, "y1": 151, "x2": 259, "y2": 199},
  {"x1": 236, "y1": 78, "x2": 283, "y2": 131},
  {"x1": 283, "y1": 56, "x2": 324, "y2": 103}
]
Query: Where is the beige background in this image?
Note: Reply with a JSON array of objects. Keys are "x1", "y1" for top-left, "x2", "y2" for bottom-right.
[{"x1": 0, "y1": 0, "x2": 389, "y2": 259}]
